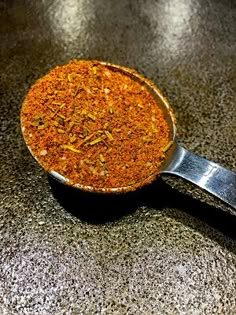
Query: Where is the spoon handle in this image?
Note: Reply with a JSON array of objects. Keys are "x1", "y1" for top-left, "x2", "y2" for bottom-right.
[{"x1": 162, "y1": 144, "x2": 236, "y2": 209}]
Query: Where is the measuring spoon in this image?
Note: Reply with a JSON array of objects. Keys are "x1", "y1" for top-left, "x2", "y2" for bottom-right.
[{"x1": 21, "y1": 62, "x2": 236, "y2": 209}]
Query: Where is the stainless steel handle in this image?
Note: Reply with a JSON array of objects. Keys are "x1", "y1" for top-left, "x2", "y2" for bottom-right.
[{"x1": 162, "y1": 145, "x2": 236, "y2": 209}]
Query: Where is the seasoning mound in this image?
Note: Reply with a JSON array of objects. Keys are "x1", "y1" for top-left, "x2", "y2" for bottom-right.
[{"x1": 21, "y1": 60, "x2": 171, "y2": 191}]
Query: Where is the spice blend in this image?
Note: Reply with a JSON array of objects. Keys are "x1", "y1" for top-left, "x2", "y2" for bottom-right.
[{"x1": 21, "y1": 60, "x2": 172, "y2": 191}]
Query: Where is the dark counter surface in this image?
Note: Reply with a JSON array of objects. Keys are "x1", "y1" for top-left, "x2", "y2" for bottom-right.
[{"x1": 0, "y1": 0, "x2": 236, "y2": 314}]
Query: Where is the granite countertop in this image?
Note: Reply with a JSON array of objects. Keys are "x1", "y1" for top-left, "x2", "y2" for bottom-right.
[{"x1": 0, "y1": 0, "x2": 236, "y2": 314}]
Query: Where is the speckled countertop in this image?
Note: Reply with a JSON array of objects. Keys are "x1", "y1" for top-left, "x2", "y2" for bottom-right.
[{"x1": 0, "y1": 0, "x2": 236, "y2": 314}]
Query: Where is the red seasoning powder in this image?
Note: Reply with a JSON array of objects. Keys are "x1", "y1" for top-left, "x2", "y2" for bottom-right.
[{"x1": 21, "y1": 60, "x2": 172, "y2": 191}]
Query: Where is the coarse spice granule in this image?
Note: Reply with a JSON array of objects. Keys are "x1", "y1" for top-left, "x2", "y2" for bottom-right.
[{"x1": 21, "y1": 60, "x2": 172, "y2": 191}]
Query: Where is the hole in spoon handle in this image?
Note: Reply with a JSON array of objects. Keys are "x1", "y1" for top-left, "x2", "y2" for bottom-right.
[{"x1": 162, "y1": 144, "x2": 236, "y2": 210}]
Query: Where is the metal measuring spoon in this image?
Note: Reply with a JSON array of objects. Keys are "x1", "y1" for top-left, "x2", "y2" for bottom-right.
[{"x1": 21, "y1": 62, "x2": 236, "y2": 209}]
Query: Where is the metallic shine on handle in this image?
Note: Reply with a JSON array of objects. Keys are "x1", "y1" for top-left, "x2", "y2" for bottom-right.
[{"x1": 162, "y1": 144, "x2": 236, "y2": 209}]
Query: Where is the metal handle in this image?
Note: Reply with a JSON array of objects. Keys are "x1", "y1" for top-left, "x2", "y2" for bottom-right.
[{"x1": 162, "y1": 144, "x2": 236, "y2": 209}]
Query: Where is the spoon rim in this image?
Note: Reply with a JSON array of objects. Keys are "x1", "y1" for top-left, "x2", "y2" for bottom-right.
[{"x1": 21, "y1": 60, "x2": 177, "y2": 193}]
